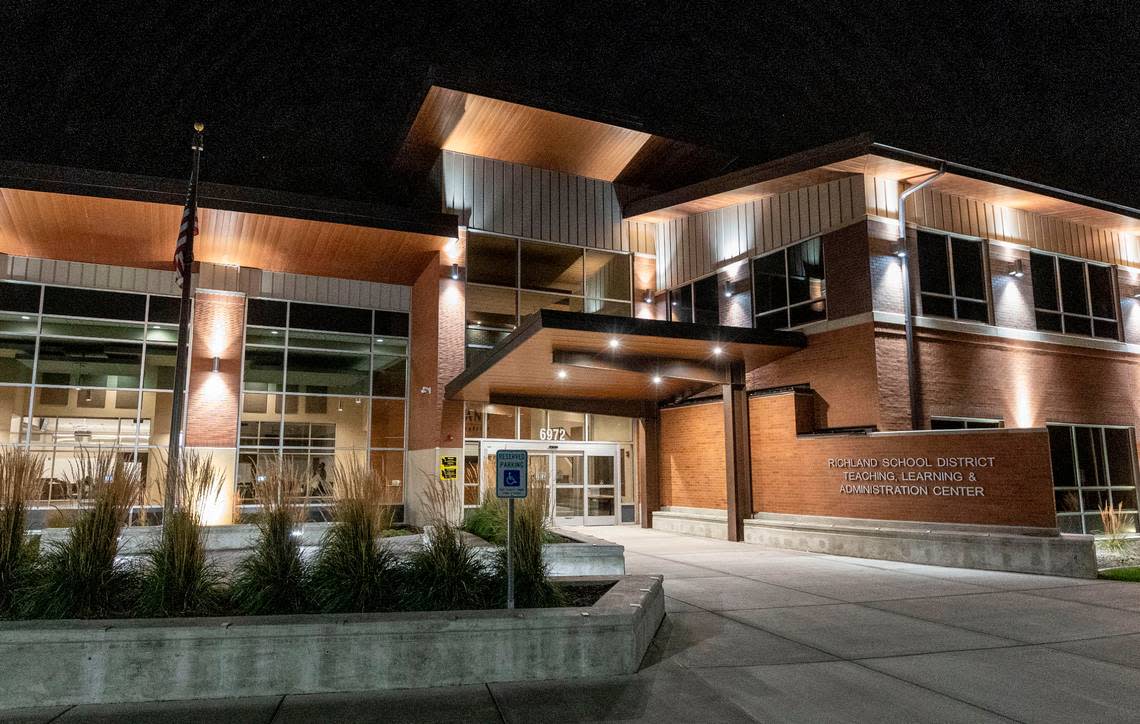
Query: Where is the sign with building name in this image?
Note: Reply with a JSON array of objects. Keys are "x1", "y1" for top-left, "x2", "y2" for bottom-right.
[
  {"x1": 828, "y1": 457, "x2": 991, "y2": 497},
  {"x1": 439, "y1": 455, "x2": 458, "y2": 482},
  {"x1": 495, "y1": 449, "x2": 528, "y2": 499}
]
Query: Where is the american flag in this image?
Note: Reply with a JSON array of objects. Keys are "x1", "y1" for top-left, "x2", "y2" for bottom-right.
[{"x1": 173, "y1": 176, "x2": 197, "y2": 286}]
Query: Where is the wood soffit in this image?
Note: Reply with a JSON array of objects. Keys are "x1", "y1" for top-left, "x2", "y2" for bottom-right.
[
  {"x1": 399, "y1": 86, "x2": 737, "y2": 191},
  {"x1": 445, "y1": 310, "x2": 804, "y2": 414},
  {"x1": 0, "y1": 180, "x2": 458, "y2": 286}
]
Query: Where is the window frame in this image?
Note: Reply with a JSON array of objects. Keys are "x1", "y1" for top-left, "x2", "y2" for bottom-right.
[
  {"x1": 750, "y1": 236, "x2": 827, "y2": 331},
  {"x1": 1047, "y1": 422, "x2": 1139, "y2": 535},
  {"x1": 929, "y1": 416, "x2": 1004, "y2": 430},
  {"x1": 1029, "y1": 250, "x2": 1120, "y2": 341},
  {"x1": 915, "y1": 229, "x2": 992, "y2": 324}
]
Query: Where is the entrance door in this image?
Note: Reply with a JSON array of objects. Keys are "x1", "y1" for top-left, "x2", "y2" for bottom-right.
[{"x1": 481, "y1": 441, "x2": 619, "y2": 526}]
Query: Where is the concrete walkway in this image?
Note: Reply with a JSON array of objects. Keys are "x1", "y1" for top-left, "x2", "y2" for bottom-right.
[{"x1": 5, "y1": 526, "x2": 1140, "y2": 723}]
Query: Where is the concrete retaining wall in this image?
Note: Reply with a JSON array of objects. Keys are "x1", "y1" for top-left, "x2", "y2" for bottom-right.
[
  {"x1": 651, "y1": 506, "x2": 728, "y2": 539},
  {"x1": 37, "y1": 524, "x2": 626, "y2": 577},
  {"x1": 0, "y1": 576, "x2": 664, "y2": 708},
  {"x1": 744, "y1": 513, "x2": 1097, "y2": 578}
]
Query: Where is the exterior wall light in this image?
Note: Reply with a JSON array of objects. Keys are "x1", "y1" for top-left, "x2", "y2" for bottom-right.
[
  {"x1": 1009, "y1": 259, "x2": 1025, "y2": 278},
  {"x1": 557, "y1": 369, "x2": 567, "y2": 379},
  {"x1": 450, "y1": 263, "x2": 460, "y2": 280},
  {"x1": 643, "y1": 292, "x2": 654, "y2": 304},
  {"x1": 723, "y1": 281, "x2": 733, "y2": 298},
  {"x1": 211, "y1": 356, "x2": 220, "y2": 372}
]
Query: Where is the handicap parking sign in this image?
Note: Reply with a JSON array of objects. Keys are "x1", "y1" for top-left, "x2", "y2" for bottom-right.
[{"x1": 495, "y1": 450, "x2": 528, "y2": 499}]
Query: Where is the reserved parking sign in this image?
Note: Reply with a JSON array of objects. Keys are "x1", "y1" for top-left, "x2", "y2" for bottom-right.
[{"x1": 495, "y1": 450, "x2": 528, "y2": 499}]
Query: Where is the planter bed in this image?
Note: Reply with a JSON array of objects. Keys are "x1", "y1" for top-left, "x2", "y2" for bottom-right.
[{"x1": 0, "y1": 575, "x2": 664, "y2": 708}]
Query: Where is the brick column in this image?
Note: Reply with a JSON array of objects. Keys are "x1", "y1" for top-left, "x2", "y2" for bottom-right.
[
  {"x1": 406, "y1": 244, "x2": 465, "y2": 525},
  {"x1": 185, "y1": 291, "x2": 244, "y2": 447},
  {"x1": 637, "y1": 415, "x2": 660, "y2": 528},
  {"x1": 723, "y1": 362, "x2": 752, "y2": 541}
]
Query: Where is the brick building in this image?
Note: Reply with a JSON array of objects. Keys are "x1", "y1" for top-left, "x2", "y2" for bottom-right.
[{"x1": 2, "y1": 84, "x2": 1137, "y2": 573}]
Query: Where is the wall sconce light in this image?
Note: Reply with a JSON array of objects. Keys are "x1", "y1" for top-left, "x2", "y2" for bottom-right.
[
  {"x1": 643, "y1": 292, "x2": 654, "y2": 304},
  {"x1": 893, "y1": 240, "x2": 908, "y2": 258},
  {"x1": 723, "y1": 281, "x2": 733, "y2": 298},
  {"x1": 211, "y1": 356, "x2": 220, "y2": 372},
  {"x1": 450, "y1": 263, "x2": 460, "y2": 280},
  {"x1": 1008, "y1": 259, "x2": 1025, "y2": 278}
]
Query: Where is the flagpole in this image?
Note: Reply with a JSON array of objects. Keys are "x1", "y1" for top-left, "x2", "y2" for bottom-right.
[{"x1": 165, "y1": 121, "x2": 204, "y2": 520}]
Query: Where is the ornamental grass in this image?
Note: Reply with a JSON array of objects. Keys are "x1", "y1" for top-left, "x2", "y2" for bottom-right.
[
  {"x1": 307, "y1": 457, "x2": 400, "y2": 613},
  {"x1": 22, "y1": 449, "x2": 141, "y2": 619},
  {"x1": 492, "y1": 474, "x2": 564, "y2": 608},
  {"x1": 229, "y1": 457, "x2": 310, "y2": 615},
  {"x1": 136, "y1": 452, "x2": 225, "y2": 617},
  {"x1": 402, "y1": 470, "x2": 490, "y2": 611},
  {"x1": 0, "y1": 448, "x2": 43, "y2": 617}
]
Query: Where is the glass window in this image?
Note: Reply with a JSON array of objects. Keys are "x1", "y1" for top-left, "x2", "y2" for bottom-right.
[
  {"x1": 371, "y1": 355, "x2": 406, "y2": 398},
  {"x1": 485, "y1": 405, "x2": 516, "y2": 439},
  {"x1": 40, "y1": 317, "x2": 146, "y2": 341},
  {"x1": 917, "y1": 231, "x2": 988, "y2": 323},
  {"x1": 519, "y1": 407, "x2": 547, "y2": 440},
  {"x1": 35, "y1": 339, "x2": 142, "y2": 388},
  {"x1": 246, "y1": 299, "x2": 287, "y2": 327},
  {"x1": 373, "y1": 310, "x2": 410, "y2": 338},
  {"x1": 930, "y1": 417, "x2": 1003, "y2": 430},
  {"x1": 42, "y1": 287, "x2": 146, "y2": 321},
  {"x1": 752, "y1": 238, "x2": 826, "y2": 330},
  {"x1": 0, "y1": 336, "x2": 36, "y2": 384},
  {"x1": 1030, "y1": 252, "x2": 1118, "y2": 340},
  {"x1": 370, "y1": 398, "x2": 405, "y2": 448},
  {"x1": 518, "y1": 291, "x2": 584, "y2": 318},
  {"x1": 692, "y1": 276, "x2": 720, "y2": 326},
  {"x1": 520, "y1": 241, "x2": 583, "y2": 295},
  {"x1": 468, "y1": 233, "x2": 519, "y2": 287},
  {"x1": 590, "y1": 414, "x2": 633, "y2": 442},
  {"x1": 0, "y1": 282, "x2": 40, "y2": 313},
  {"x1": 147, "y1": 296, "x2": 182, "y2": 324},
  {"x1": 289, "y1": 302, "x2": 371, "y2": 335},
  {"x1": 669, "y1": 284, "x2": 693, "y2": 323},
  {"x1": 1047, "y1": 424, "x2": 1138, "y2": 534},
  {"x1": 546, "y1": 410, "x2": 586, "y2": 441},
  {"x1": 243, "y1": 348, "x2": 285, "y2": 392},
  {"x1": 584, "y1": 250, "x2": 631, "y2": 302}
]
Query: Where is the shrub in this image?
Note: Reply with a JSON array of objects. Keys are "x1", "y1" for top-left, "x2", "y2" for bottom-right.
[
  {"x1": 463, "y1": 494, "x2": 506, "y2": 544},
  {"x1": 492, "y1": 476, "x2": 564, "y2": 608},
  {"x1": 0, "y1": 448, "x2": 43, "y2": 617},
  {"x1": 136, "y1": 452, "x2": 224, "y2": 617},
  {"x1": 230, "y1": 458, "x2": 309, "y2": 615},
  {"x1": 402, "y1": 471, "x2": 490, "y2": 611},
  {"x1": 22, "y1": 449, "x2": 141, "y2": 619},
  {"x1": 308, "y1": 458, "x2": 400, "y2": 613}
]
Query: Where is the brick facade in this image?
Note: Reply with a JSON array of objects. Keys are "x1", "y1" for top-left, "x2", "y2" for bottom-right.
[
  {"x1": 748, "y1": 391, "x2": 1058, "y2": 529},
  {"x1": 185, "y1": 291, "x2": 244, "y2": 448},
  {"x1": 659, "y1": 401, "x2": 727, "y2": 510},
  {"x1": 408, "y1": 250, "x2": 466, "y2": 450},
  {"x1": 821, "y1": 221, "x2": 873, "y2": 320}
]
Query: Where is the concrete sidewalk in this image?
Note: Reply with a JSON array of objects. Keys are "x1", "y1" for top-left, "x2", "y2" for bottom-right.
[{"x1": 5, "y1": 525, "x2": 1140, "y2": 723}]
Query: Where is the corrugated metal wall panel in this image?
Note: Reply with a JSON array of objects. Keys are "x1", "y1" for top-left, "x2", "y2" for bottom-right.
[{"x1": 878, "y1": 177, "x2": 1140, "y2": 266}]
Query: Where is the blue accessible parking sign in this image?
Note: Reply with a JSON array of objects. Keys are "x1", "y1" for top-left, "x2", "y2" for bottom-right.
[{"x1": 495, "y1": 450, "x2": 528, "y2": 499}]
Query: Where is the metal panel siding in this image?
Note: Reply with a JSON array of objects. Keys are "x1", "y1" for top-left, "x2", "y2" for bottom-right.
[
  {"x1": 438, "y1": 150, "x2": 631, "y2": 251},
  {"x1": 652, "y1": 175, "x2": 870, "y2": 287},
  {"x1": 886, "y1": 176, "x2": 1138, "y2": 266}
]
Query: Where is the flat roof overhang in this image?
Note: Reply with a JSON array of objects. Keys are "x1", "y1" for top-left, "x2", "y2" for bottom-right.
[
  {"x1": 444, "y1": 310, "x2": 805, "y2": 418},
  {"x1": 0, "y1": 160, "x2": 459, "y2": 286},
  {"x1": 623, "y1": 138, "x2": 1140, "y2": 236}
]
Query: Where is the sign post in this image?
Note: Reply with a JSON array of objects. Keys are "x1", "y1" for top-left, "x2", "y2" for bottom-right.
[{"x1": 495, "y1": 449, "x2": 528, "y2": 610}]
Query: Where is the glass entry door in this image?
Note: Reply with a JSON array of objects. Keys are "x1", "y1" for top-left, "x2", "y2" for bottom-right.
[{"x1": 481, "y1": 442, "x2": 619, "y2": 526}]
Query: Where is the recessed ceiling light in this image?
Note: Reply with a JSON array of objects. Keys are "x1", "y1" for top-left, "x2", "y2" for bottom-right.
[
  {"x1": 376, "y1": 338, "x2": 384, "y2": 343},
  {"x1": 713, "y1": 346, "x2": 723, "y2": 355},
  {"x1": 270, "y1": 330, "x2": 279, "y2": 335},
  {"x1": 651, "y1": 375, "x2": 662, "y2": 384},
  {"x1": 557, "y1": 369, "x2": 567, "y2": 379},
  {"x1": 608, "y1": 338, "x2": 620, "y2": 349},
  {"x1": 20, "y1": 315, "x2": 30, "y2": 320}
]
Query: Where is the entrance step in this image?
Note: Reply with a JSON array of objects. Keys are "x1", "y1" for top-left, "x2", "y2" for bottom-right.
[{"x1": 651, "y1": 507, "x2": 728, "y2": 539}]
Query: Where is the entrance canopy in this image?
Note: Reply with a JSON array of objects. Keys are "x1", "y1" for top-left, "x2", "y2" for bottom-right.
[{"x1": 445, "y1": 310, "x2": 805, "y2": 418}]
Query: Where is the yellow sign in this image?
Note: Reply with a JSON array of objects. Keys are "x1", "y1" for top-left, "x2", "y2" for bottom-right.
[{"x1": 439, "y1": 455, "x2": 458, "y2": 482}]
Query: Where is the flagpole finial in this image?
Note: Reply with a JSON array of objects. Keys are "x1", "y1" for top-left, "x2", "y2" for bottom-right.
[{"x1": 193, "y1": 121, "x2": 204, "y2": 133}]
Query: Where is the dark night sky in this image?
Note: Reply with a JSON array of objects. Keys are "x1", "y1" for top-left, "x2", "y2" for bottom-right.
[{"x1": 3, "y1": 1, "x2": 1138, "y2": 210}]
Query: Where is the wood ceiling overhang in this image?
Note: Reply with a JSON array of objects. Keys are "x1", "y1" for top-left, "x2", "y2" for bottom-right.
[
  {"x1": 0, "y1": 161, "x2": 459, "y2": 285},
  {"x1": 623, "y1": 138, "x2": 1140, "y2": 235},
  {"x1": 398, "y1": 85, "x2": 737, "y2": 191},
  {"x1": 444, "y1": 309, "x2": 804, "y2": 417}
]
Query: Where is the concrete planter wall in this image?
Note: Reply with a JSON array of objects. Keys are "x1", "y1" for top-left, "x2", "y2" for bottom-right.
[
  {"x1": 36, "y1": 524, "x2": 627, "y2": 576},
  {"x1": 0, "y1": 576, "x2": 663, "y2": 708}
]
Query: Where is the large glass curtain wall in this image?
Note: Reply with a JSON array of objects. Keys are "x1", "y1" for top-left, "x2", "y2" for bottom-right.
[
  {"x1": 1048, "y1": 423, "x2": 1139, "y2": 534},
  {"x1": 0, "y1": 281, "x2": 181, "y2": 508},
  {"x1": 238, "y1": 298, "x2": 409, "y2": 512},
  {"x1": 464, "y1": 232, "x2": 633, "y2": 365}
]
